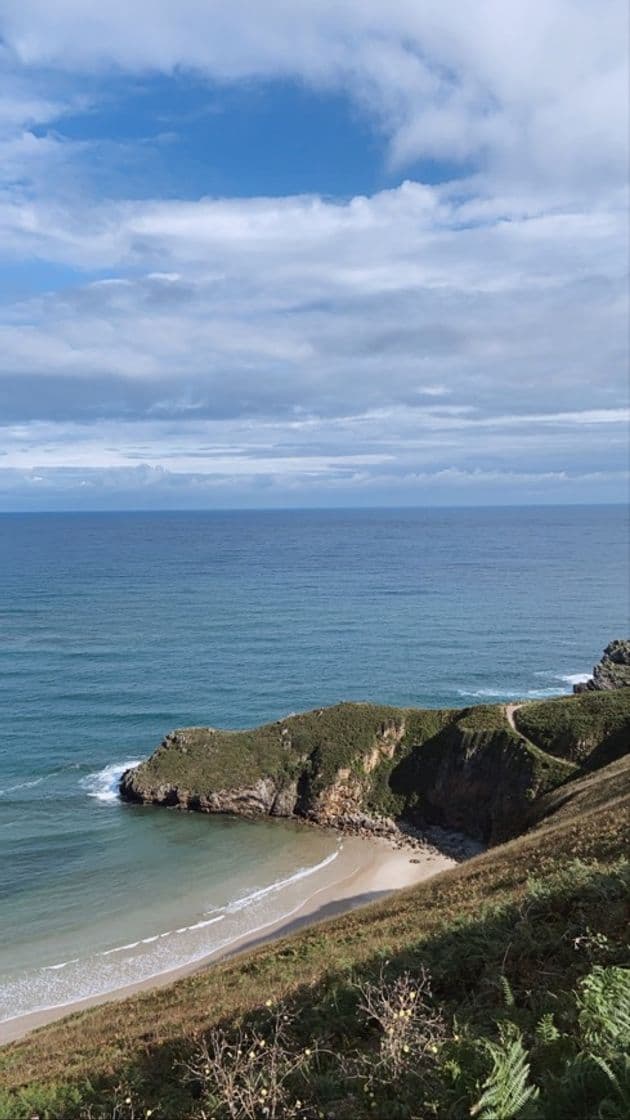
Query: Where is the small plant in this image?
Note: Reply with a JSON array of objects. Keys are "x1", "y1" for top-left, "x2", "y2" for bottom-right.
[
  {"x1": 82, "y1": 1087, "x2": 156, "y2": 1120},
  {"x1": 184, "y1": 1003, "x2": 318, "y2": 1119},
  {"x1": 571, "y1": 926, "x2": 612, "y2": 959},
  {"x1": 470, "y1": 1023, "x2": 539, "y2": 1120},
  {"x1": 577, "y1": 965, "x2": 630, "y2": 1053},
  {"x1": 353, "y1": 967, "x2": 446, "y2": 1087}
]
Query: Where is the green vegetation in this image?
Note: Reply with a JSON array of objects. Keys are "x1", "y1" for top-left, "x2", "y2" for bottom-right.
[
  {"x1": 128, "y1": 703, "x2": 408, "y2": 796},
  {"x1": 2, "y1": 689, "x2": 629, "y2": 1118},
  {"x1": 123, "y1": 690, "x2": 630, "y2": 844},
  {"x1": 514, "y1": 689, "x2": 630, "y2": 764}
]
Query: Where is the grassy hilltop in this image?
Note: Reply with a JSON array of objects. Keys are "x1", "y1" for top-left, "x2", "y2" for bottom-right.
[
  {"x1": 1, "y1": 689, "x2": 629, "y2": 1119},
  {"x1": 121, "y1": 689, "x2": 630, "y2": 842}
]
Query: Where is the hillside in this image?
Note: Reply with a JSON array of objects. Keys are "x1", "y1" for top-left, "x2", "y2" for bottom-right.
[
  {"x1": 121, "y1": 690, "x2": 630, "y2": 842},
  {"x1": 1, "y1": 689, "x2": 629, "y2": 1119}
]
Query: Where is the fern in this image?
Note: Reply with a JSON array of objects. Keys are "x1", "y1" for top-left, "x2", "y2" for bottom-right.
[
  {"x1": 470, "y1": 1024, "x2": 539, "y2": 1119},
  {"x1": 592, "y1": 1053, "x2": 630, "y2": 1119},
  {"x1": 546, "y1": 1052, "x2": 630, "y2": 1120},
  {"x1": 541, "y1": 969, "x2": 630, "y2": 1119},
  {"x1": 577, "y1": 966, "x2": 630, "y2": 1054},
  {"x1": 500, "y1": 975, "x2": 516, "y2": 1011},
  {"x1": 535, "y1": 1014, "x2": 559, "y2": 1044}
]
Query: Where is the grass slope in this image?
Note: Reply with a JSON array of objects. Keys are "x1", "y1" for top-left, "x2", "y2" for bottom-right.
[{"x1": 514, "y1": 689, "x2": 630, "y2": 764}]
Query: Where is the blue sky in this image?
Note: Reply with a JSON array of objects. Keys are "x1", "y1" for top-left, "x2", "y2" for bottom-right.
[{"x1": 0, "y1": 1, "x2": 628, "y2": 510}]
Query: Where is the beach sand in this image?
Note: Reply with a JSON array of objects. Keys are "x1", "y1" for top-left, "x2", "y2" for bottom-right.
[{"x1": 0, "y1": 835, "x2": 456, "y2": 1046}]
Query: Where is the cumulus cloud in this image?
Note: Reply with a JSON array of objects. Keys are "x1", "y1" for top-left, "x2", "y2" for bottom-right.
[{"x1": 2, "y1": 1, "x2": 627, "y2": 194}]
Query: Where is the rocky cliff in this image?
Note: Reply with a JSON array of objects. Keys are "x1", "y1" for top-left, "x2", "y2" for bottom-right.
[
  {"x1": 120, "y1": 688, "x2": 630, "y2": 844},
  {"x1": 574, "y1": 639, "x2": 630, "y2": 692}
]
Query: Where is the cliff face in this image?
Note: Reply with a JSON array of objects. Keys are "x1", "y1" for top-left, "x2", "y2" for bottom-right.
[
  {"x1": 574, "y1": 639, "x2": 630, "y2": 693},
  {"x1": 120, "y1": 689, "x2": 630, "y2": 844},
  {"x1": 389, "y1": 726, "x2": 571, "y2": 843},
  {"x1": 119, "y1": 709, "x2": 411, "y2": 826}
]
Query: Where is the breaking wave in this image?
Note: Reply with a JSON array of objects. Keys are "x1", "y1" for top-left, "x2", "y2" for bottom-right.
[{"x1": 79, "y1": 760, "x2": 142, "y2": 803}]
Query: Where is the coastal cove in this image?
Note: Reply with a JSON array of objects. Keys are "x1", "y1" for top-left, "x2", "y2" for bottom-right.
[
  {"x1": 0, "y1": 830, "x2": 462, "y2": 1045},
  {"x1": 0, "y1": 507, "x2": 627, "y2": 1052}
]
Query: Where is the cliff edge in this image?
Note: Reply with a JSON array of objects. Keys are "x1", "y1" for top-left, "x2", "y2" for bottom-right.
[{"x1": 121, "y1": 688, "x2": 630, "y2": 844}]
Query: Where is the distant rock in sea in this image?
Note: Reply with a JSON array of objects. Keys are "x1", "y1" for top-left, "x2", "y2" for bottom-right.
[{"x1": 574, "y1": 639, "x2": 630, "y2": 692}]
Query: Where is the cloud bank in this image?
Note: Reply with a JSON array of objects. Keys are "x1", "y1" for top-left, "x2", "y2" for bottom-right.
[{"x1": 0, "y1": 1, "x2": 627, "y2": 507}]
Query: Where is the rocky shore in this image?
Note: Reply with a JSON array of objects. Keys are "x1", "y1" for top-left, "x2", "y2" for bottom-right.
[
  {"x1": 318, "y1": 810, "x2": 483, "y2": 861},
  {"x1": 573, "y1": 639, "x2": 630, "y2": 693}
]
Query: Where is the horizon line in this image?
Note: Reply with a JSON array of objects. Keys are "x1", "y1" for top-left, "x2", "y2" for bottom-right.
[{"x1": 0, "y1": 501, "x2": 626, "y2": 516}]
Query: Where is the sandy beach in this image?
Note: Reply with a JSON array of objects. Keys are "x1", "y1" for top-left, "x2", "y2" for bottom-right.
[{"x1": 0, "y1": 834, "x2": 456, "y2": 1046}]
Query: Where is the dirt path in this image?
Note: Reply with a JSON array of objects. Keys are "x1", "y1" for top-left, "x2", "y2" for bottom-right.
[{"x1": 505, "y1": 703, "x2": 523, "y2": 733}]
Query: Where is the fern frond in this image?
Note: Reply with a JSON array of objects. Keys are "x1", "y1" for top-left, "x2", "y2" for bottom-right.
[
  {"x1": 578, "y1": 966, "x2": 630, "y2": 1053},
  {"x1": 500, "y1": 975, "x2": 516, "y2": 1011},
  {"x1": 591, "y1": 1053, "x2": 630, "y2": 1114},
  {"x1": 470, "y1": 1025, "x2": 539, "y2": 1120},
  {"x1": 535, "y1": 1014, "x2": 560, "y2": 1044}
]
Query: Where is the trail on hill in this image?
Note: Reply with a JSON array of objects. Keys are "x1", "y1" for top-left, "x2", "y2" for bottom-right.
[{"x1": 505, "y1": 703, "x2": 523, "y2": 733}]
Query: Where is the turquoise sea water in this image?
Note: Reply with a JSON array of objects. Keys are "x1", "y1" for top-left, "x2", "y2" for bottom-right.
[{"x1": 0, "y1": 506, "x2": 628, "y2": 1022}]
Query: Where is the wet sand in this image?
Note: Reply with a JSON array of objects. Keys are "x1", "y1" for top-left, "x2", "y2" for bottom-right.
[{"x1": 0, "y1": 835, "x2": 455, "y2": 1045}]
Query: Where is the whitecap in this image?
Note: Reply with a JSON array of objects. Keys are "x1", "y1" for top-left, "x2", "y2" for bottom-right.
[
  {"x1": 457, "y1": 687, "x2": 566, "y2": 700},
  {"x1": 185, "y1": 915, "x2": 225, "y2": 932},
  {"x1": 558, "y1": 672, "x2": 591, "y2": 686},
  {"x1": 79, "y1": 759, "x2": 142, "y2": 804}
]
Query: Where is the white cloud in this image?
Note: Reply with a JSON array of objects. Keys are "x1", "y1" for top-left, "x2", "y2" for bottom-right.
[
  {"x1": 0, "y1": 183, "x2": 625, "y2": 415},
  {"x1": 1, "y1": 0, "x2": 626, "y2": 199},
  {"x1": 0, "y1": 2, "x2": 627, "y2": 505}
]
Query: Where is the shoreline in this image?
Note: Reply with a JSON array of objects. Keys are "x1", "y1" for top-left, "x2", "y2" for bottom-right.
[{"x1": 0, "y1": 833, "x2": 458, "y2": 1046}]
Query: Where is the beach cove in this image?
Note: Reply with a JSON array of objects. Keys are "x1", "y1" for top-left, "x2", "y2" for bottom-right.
[
  {"x1": 0, "y1": 827, "x2": 459, "y2": 1044},
  {"x1": 1, "y1": 507, "x2": 626, "y2": 1049}
]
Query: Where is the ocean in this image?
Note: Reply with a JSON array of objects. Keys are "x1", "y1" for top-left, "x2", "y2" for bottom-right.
[{"x1": 0, "y1": 505, "x2": 627, "y2": 1024}]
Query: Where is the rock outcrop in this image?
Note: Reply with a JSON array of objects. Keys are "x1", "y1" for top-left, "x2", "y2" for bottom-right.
[
  {"x1": 574, "y1": 640, "x2": 630, "y2": 693},
  {"x1": 120, "y1": 687, "x2": 630, "y2": 845}
]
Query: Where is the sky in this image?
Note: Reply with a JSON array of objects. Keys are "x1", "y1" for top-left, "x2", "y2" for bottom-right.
[{"x1": 0, "y1": 1, "x2": 628, "y2": 510}]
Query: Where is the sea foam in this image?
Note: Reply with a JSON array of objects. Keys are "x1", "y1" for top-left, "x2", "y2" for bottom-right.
[{"x1": 80, "y1": 759, "x2": 142, "y2": 803}]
